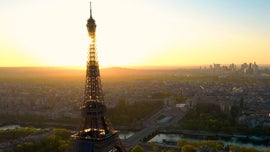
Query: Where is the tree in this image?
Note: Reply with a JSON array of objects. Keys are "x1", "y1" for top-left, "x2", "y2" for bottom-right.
[
  {"x1": 177, "y1": 139, "x2": 187, "y2": 147},
  {"x1": 54, "y1": 128, "x2": 71, "y2": 139},
  {"x1": 229, "y1": 145, "x2": 261, "y2": 152},
  {"x1": 181, "y1": 145, "x2": 196, "y2": 152},
  {"x1": 149, "y1": 141, "x2": 159, "y2": 152},
  {"x1": 130, "y1": 145, "x2": 144, "y2": 152}
]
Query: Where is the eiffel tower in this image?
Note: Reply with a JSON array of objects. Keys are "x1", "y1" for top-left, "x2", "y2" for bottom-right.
[{"x1": 72, "y1": 3, "x2": 126, "y2": 152}]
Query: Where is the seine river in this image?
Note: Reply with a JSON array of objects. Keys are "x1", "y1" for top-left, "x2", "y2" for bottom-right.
[
  {"x1": 118, "y1": 131, "x2": 269, "y2": 150},
  {"x1": 149, "y1": 133, "x2": 269, "y2": 150},
  {"x1": 0, "y1": 125, "x2": 21, "y2": 130},
  {"x1": 1, "y1": 125, "x2": 268, "y2": 150}
]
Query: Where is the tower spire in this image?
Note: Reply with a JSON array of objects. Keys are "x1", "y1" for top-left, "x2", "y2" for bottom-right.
[
  {"x1": 87, "y1": 1, "x2": 96, "y2": 38},
  {"x1": 90, "y1": 2, "x2": 92, "y2": 18}
]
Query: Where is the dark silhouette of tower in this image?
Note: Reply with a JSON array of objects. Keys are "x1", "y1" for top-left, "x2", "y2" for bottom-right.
[{"x1": 72, "y1": 3, "x2": 126, "y2": 152}]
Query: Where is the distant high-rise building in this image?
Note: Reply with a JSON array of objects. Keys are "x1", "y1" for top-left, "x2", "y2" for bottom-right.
[
  {"x1": 71, "y1": 3, "x2": 126, "y2": 152},
  {"x1": 213, "y1": 64, "x2": 221, "y2": 72},
  {"x1": 240, "y1": 62, "x2": 259, "y2": 75},
  {"x1": 229, "y1": 63, "x2": 236, "y2": 72},
  {"x1": 252, "y1": 62, "x2": 259, "y2": 74},
  {"x1": 241, "y1": 63, "x2": 248, "y2": 73}
]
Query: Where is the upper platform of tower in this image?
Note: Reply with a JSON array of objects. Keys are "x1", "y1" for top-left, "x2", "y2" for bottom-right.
[{"x1": 87, "y1": 2, "x2": 96, "y2": 36}]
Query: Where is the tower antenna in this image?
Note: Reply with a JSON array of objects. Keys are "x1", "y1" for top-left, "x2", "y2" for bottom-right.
[{"x1": 90, "y1": 2, "x2": 92, "y2": 18}]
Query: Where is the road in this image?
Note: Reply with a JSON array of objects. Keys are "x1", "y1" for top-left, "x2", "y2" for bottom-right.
[{"x1": 123, "y1": 106, "x2": 187, "y2": 148}]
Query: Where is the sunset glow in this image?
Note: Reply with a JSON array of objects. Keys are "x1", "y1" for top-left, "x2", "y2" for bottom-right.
[{"x1": 0, "y1": 0, "x2": 270, "y2": 67}]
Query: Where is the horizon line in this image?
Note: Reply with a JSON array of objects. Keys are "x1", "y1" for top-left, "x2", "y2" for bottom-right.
[{"x1": 1, "y1": 63, "x2": 270, "y2": 70}]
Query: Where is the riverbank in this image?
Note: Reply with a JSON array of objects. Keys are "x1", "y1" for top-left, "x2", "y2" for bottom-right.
[
  {"x1": 159, "y1": 129, "x2": 270, "y2": 144},
  {"x1": 148, "y1": 129, "x2": 270, "y2": 150}
]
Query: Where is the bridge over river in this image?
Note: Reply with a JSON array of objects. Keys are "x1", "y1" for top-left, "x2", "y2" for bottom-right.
[{"x1": 123, "y1": 107, "x2": 187, "y2": 148}]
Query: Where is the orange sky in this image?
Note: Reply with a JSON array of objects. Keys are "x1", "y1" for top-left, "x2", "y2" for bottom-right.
[{"x1": 0, "y1": 0, "x2": 270, "y2": 67}]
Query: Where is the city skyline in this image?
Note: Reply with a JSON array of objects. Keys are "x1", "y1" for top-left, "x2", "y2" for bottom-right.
[{"x1": 0, "y1": 0, "x2": 270, "y2": 67}]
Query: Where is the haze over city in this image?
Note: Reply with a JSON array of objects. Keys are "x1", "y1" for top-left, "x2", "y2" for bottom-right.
[
  {"x1": 1, "y1": 0, "x2": 270, "y2": 68},
  {"x1": 1, "y1": 1, "x2": 270, "y2": 151}
]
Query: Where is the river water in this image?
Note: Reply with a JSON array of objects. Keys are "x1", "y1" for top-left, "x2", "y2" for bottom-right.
[
  {"x1": 1, "y1": 125, "x2": 268, "y2": 150},
  {"x1": 119, "y1": 131, "x2": 134, "y2": 140},
  {"x1": 0, "y1": 125, "x2": 21, "y2": 130},
  {"x1": 149, "y1": 133, "x2": 269, "y2": 150}
]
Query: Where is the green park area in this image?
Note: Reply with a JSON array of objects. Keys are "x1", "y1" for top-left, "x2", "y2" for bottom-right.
[
  {"x1": 179, "y1": 103, "x2": 270, "y2": 136},
  {"x1": 4, "y1": 128, "x2": 71, "y2": 152}
]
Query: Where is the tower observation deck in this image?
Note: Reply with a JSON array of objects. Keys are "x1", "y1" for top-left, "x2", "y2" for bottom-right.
[{"x1": 72, "y1": 3, "x2": 126, "y2": 152}]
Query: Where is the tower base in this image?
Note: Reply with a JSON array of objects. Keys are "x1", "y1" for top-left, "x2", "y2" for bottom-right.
[{"x1": 71, "y1": 132, "x2": 126, "y2": 152}]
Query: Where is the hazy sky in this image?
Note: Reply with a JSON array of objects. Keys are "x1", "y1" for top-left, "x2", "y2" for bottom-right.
[{"x1": 1, "y1": 0, "x2": 270, "y2": 67}]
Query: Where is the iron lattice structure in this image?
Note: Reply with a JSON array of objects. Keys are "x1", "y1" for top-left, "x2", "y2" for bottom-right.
[{"x1": 72, "y1": 3, "x2": 126, "y2": 152}]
